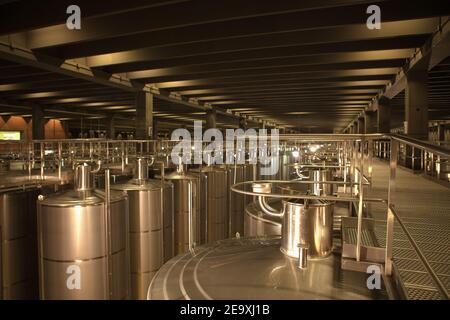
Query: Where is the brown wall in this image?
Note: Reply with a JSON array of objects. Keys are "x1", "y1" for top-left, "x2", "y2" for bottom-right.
[{"x1": 0, "y1": 116, "x2": 68, "y2": 140}]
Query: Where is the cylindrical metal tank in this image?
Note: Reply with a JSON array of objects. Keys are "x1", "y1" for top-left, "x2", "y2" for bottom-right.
[
  {"x1": 37, "y1": 163, "x2": 129, "y2": 300},
  {"x1": 279, "y1": 149, "x2": 296, "y2": 181},
  {"x1": 1, "y1": 189, "x2": 37, "y2": 300},
  {"x1": 0, "y1": 159, "x2": 9, "y2": 174},
  {"x1": 223, "y1": 164, "x2": 246, "y2": 237},
  {"x1": 111, "y1": 158, "x2": 174, "y2": 300},
  {"x1": 309, "y1": 168, "x2": 333, "y2": 196},
  {"x1": 281, "y1": 199, "x2": 334, "y2": 259},
  {"x1": 161, "y1": 182, "x2": 174, "y2": 263},
  {"x1": 165, "y1": 166, "x2": 200, "y2": 255},
  {"x1": 0, "y1": 186, "x2": 49, "y2": 300},
  {"x1": 192, "y1": 165, "x2": 228, "y2": 243}
]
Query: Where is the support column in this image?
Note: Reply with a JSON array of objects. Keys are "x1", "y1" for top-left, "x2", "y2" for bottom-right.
[
  {"x1": 377, "y1": 96, "x2": 391, "y2": 133},
  {"x1": 152, "y1": 118, "x2": 159, "y2": 139},
  {"x1": 364, "y1": 111, "x2": 377, "y2": 134},
  {"x1": 239, "y1": 117, "x2": 247, "y2": 130},
  {"x1": 405, "y1": 56, "x2": 430, "y2": 170},
  {"x1": 357, "y1": 117, "x2": 364, "y2": 134},
  {"x1": 206, "y1": 109, "x2": 217, "y2": 129},
  {"x1": 32, "y1": 105, "x2": 45, "y2": 139},
  {"x1": 61, "y1": 120, "x2": 70, "y2": 138},
  {"x1": 135, "y1": 91, "x2": 154, "y2": 139},
  {"x1": 105, "y1": 115, "x2": 115, "y2": 139},
  {"x1": 437, "y1": 123, "x2": 445, "y2": 142},
  {"x1": 405, "y1": 71, "x2": 429, "y2": 139}
]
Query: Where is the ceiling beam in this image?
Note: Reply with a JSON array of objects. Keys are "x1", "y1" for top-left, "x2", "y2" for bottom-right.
[
  {"x1": 0, "y1": 40, "x2": 244, "y2": 123},
  {"x1": 52, "y1": 18, "x2": 440, "y2": 59},
  {"x1": 85, "y1": 36, "x2": 428, "y2": 72},
  {"x1": 25, "y1": 0, "x2": 393, "y2": 50},
  {"x1": 119, "y1": 50, "x2": 411, "y2": 80},
  {"x1": 0, "y1": 0, "x2": 184, "y2": 35}
]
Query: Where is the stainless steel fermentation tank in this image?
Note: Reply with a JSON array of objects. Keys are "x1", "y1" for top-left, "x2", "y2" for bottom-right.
[
  {"x1": 244, "y1": 182, "x2": 334, "y2": 256},
  {"x1": 279, "y1": 149, "x2": 296, "y2": 180},
  {"x1": 281, "y1": 198, "x2": 334, "y2": 259},
  {"x1": 165, "y1": 165, "x2": 200, "y2": 255},
  {"x1": 0, "y1": 184, "x2": 57, "y2": 300},
  {"x1": 192, "y1": 165, "x2": 228, "y2": 243},
  {"x1": 243, "y1": 165, "x2": 335, "y2": 238},
  {"x1": 37, "y1": 163, "x2": 129, "y2": 300},
  {"x1": 223, "y1": 164, "x2": 246, "y2": 237},
  {"x1": 252, "y1": 181, "x2": 334, "y2": 260},
  {"x1": 112, "y1": 158, "x2": 174, "y2": 300},
  {"x1": 309, "y1": 168, "x2": 334, "y2": 196}
]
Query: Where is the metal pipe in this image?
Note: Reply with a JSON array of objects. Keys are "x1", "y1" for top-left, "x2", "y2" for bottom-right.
[
  {"x1": 294, "y1": 167, "x2": 309, "y2": 179},
  {"x1": 231, "y1": 180, "x2": 382, "y2": 203},
  {"x1": 258, "y1": 196, "x2": 284, "y2": 217}
]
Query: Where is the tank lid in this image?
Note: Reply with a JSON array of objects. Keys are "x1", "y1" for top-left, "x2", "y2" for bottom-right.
[
  {"x1": 148, "y1": 237, "x2": 384, "y2": 300},
  {"x1": 165, "y1": 170, "x2": 199, "y2": 180},
  {"x1": 38, "y1": 189, "x2": 125, "y2": 206},
  {"x1": 191, "y1": 165, "x2": 228, "y2": 173},
  {"x1": 111, "y1": 178, "x2": 163, "y2": 191}
]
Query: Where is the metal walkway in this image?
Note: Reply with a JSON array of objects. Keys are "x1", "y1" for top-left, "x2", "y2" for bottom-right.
[{"x1": 366, "y1": 159, "x2": 450, "y2": 300}]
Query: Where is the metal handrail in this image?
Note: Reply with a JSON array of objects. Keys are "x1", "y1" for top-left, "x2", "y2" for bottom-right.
[
  {"x1": 231, "y1": 180, "x2": 385, "y2": 204},
  {"x1": 389, "y1": 134, "x2": 450, "y2": 158}
]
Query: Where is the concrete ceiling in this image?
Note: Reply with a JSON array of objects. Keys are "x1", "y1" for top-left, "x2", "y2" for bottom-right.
[{"x1": 0, "y1": 0, "x2": 450, "y2": 132}]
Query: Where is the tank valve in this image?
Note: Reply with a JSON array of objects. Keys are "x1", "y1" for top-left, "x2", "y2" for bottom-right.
[{"x1": 297, "y1": 243, "x2": 309, "y2": 270}]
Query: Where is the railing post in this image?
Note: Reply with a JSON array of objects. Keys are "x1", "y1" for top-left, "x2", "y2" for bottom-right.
[
  {"x1": 385, "y1": 139, "x2": 398, "y2": 276},
  {"x1": 121, "y1": 141, "x2": 125, "y2": 173},
  {"x1": 356, "y1": 138, "x2": 364, "y2": 262},
  {"x1": 57, "y1": 141, "x2": 62, "y2": 181},
  {"x1": 40, "y1": 142, "x2": 44, "y2": 180},
  {"x1": 368, "y1": 140, "x2": 373, "y2": 183}
]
